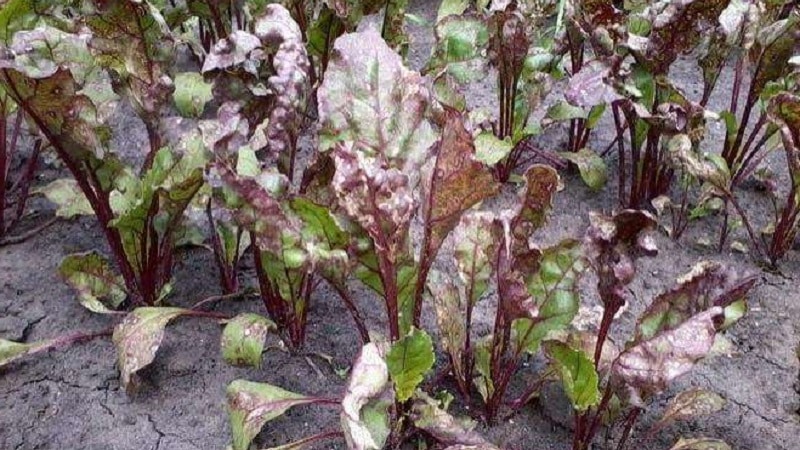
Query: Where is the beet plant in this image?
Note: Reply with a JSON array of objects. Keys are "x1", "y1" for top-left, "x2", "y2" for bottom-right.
[
  {"x1": 318, "y1": 29, "x2": 499, "y2": 342},
  {"x1": 428, "y1": 164, "x2": 586, "y2": 422},
  {"x1": 554, "y1": 210, "x2": 755, "y2": 450},
  {"x1": 428, "y1": 1, "x2": 562, "y2": 182}
]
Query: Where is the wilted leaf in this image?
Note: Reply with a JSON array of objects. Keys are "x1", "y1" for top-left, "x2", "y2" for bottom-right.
[
  {"x1": 412, "y1": 393, "x2": 493, "y2": 447},
  {"x1": 59, "y1": 252, "x2": 127, "y2": 314},
  {"x1": 544, "y1": 341, "x2": 600, "y2": 411},
  {"x1": 341, "y1": 343, "x2": 392, "y2": 450},
  {"x1": 173, "y1": 72, "x2": 213, "y2": 118},
  {"x1": 560, "y1": 149, "x2": 607, "y2": 191},
  {"x1": 112, "y1": 307, "x2": 189, "y2": 390},
  {"x1": 227, "y1": 379, "x2": 317, "y2": 450},
  {"x1": 0, "y1": 338, "x2": 54, "y2": 368},
  {"x1": 386, "y1": 328, "x2": 435, "y2": 402},
  {"x1": 35, "y1": 179, "x2": 93, "y2": 218},
  {"x1": 655, "y1": 388, "x2": 726, "y2": 430},
  {"x1": 427, "y1": 270, "x2": 467, "y2": 386},
  {"x1": 454, "y1": 211, "x2": 498, "y2": 305},
  {"x1": 221, "y1": 313, "x2": 276, "y2": 367},
  {"x1": 613, "y1": 307, "x2": 723, "y2": 405},
  {"x1": 669, "y1": 437, "x2": 731, "y2": 450},
  {"x1": 668, "y1": 134, "x2": 730, "y2": 187},
  {"x1": 565, "y1": 61, "x2": 621, "y2": 107}
]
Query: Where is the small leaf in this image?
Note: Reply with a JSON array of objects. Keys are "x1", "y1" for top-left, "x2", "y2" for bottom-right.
[
  {"x1": 546, "y1": 101, "x2": 588, "y2": 122},
  {"x1": 669, "y1": 437, "x2": 731, "y2": 450},
  {"x1": 474, "y1": 132, "x2": 513, "y2": 166},
  {"x1": 227, "y1": 379, "x2": 315, "y2": 450},
  {"x1": 221, "y1": 313, "x2": 276, "y2": 367},
  {"x1": 341, "y1": 343, "x2": 392, "y2": 450},
  {"x1": 437, "y1": 0, "x2": 470, "y2": 22},
  {"x1": 112, "y1": 307, "x2": 189, "y2": 390},
  {"x1": 35, "y1": 179, "x2": 94, "y2": 218},
  {"x1": 386, "y1": 328, "x2": 435, "y2": 402},
  {"x1": 655, "y1": 388, "x2": 726, "y2": 430},
  {"x1": 544, "y1": 341, "x2": 600, "y2": 411},
  {"x1": 0, "y1": 338, "x2": 53, "y2": 368},
  {"x1": 173, "y1": 72, "x2": 213, "y2": 118},
  {"x1": 59, "y1": 251, "x2": 127, "y2": 314},
  {"x1": 560, "y1": 149, "x2": 607, "y2": 191}
]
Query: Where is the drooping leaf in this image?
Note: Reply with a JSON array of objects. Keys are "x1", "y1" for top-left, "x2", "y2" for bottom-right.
[
  {"x1": 0, "y1": 338, "x2": 54, "y2": 368},
  {"x1": 221, "y1": 313, "x2": 276, "y2": 367},
  {"x1": 341, "y1": 342, "x2": 392, "y2": 450},
  {"x1": 669, "y1": 438, "x2": 731, "y2": 450},
  {"x1": 635, "y1": 261, "x2": 756, "y2": 342},
  {"x1": 667, "y1": 134, "x2": 730, "y2": 188},
  {"x1": 172, "y1": 72, "x2": 213, "y2": 118},
  {"x1": 749, "y1": 14, "x2": 799, "y2": 103},
  {"x1": 560, "y1": 149, "x2": 607, "y2": 191},
  {"x1": 386, "y1": 328, "x2": 435, "y2": 402},
  {"x1": 655, "y1": 388, "x2": 726, "y2": 430},
  {"x1": 112, "y1": 307, "x2": 189, "y2": 390},
  {"x1": 227, "y1": 379, "x2": 317, "y2": 450},
  {"x1": 35, "y1": 179, "x2": 94, "y2": 218},
  {"x1": 59, "y1": 251, "x2": 127, "y2": 314},
  {"x1": 613, "y1": 307, "x2": 723, "y2": 405},
  {"x1": 544, "y1": 341, "x2": 601, "y2": 412}
]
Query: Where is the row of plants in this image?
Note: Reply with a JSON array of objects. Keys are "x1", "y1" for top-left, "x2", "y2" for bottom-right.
[{"x1": 0, "y1": 0, "x2": 795, "y2": 449}]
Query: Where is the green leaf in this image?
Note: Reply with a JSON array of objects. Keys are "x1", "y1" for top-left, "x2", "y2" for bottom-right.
[
  {"x1": 514, "y1": 240, "x2": 585, "y2": 354},
  {"x1": 112, "y1": 307, "x2": 189, "y2": 390},
  {"x1": 172, "y1": 72, "x2": 213, "y2": 118},
  {"x1": 386, "y1": 328, "x2": 435, "y2": 402},
  {"x1": 35, "y1": 179, "x2": 94, "y2": 218},
  {"x1": 437, "y1": 0, "x2": 470, "y2": 22},
  {"x1": 546, "y1": 101, "x2": 588, "y2": 122},
  {"x1": 560, "y1": 149, "x2": 607, "y2": 191},
  {"x1": 221, "y1": 313, "x2": 276, "y2": 367},
  {"x1": 59, "y1": 251, "x2": 127, "y2": 314},
  {"x1": 474, "y1": 132, "x2": 513, "y2": 166},
  {"x1": 544, "y1": 341, "x2": 600, "y2": 412},
  {"x1": 227, "y1": 379, "x2": 315, "y2": 450},
  {"x1": 0, "y1": 338, "x2": 53, "y2": 368}
]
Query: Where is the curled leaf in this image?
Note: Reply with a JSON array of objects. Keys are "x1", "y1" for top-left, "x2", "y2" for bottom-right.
[
  {"x1": 341, "y1": 342, "x2": 392, "y2": 450},
  {"x1": 655, "y1": 388, "x2": 726, "y2": 430},
  {"x1": 560, "y1": 149, "x2": 607, "y2": 191},
  {"x1": 412, "y1": 393, "x2": 494, "y2": 447},
  {"x1": 227, "y1": 380, "x2": 316, "y2": 450},
  {"x1": 59, "y1": 251, "x2": 127, "y2": 314},
  {"x1": 221, "y1": 313, "x2": 276, "y2": 367},
  {"x1": 613, "y1": 307, "x2": 723, "y2": 405}
]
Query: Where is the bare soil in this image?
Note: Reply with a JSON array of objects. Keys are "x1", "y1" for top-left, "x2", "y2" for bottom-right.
[{"x1": 1, "y1": 1, "x2": 799, "y2": 449}]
